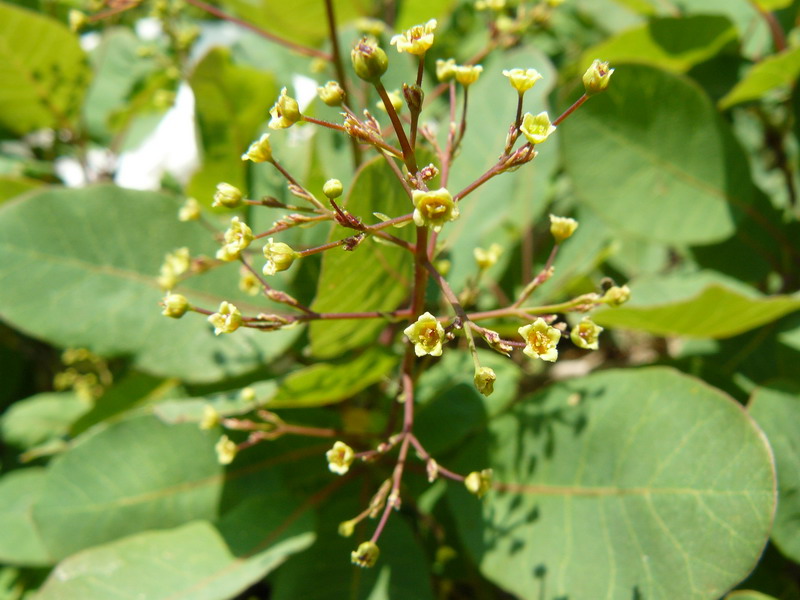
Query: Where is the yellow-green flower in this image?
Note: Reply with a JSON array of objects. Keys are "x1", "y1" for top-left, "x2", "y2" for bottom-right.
[
  {"x1": 518, "y1": 318, "x2": 560, "y2": 362},
  {"x1": 570, "y1": 317, "x2": 603, "y2": 350},
  {"x1": 208, "y1": 301, "x2": 242, "y2": 335},
  {"x1": 178, "y1": 197, "x2": 201, "y2": 221},
  {"x1": 376, "y1": 89, "x2": 403, "y2": 113},
  {"x1": 68, "y1": 9, "x2": 87, "y2": 32},
  {"x1": 268, "y1": 87, "x2": 302, "y2": 129},
  {"x1": 326, "y1": 441, "x2": 355, "y2": 475},
  {"x1": 454, "y1": 64, "x2": 483, "y2": 87},
  {"x1": 474, "y1": 367, "x2": 496, "y2": 397},
  {"x1": 475, "y1": 0, "x2": 506, "y2": 10},
  {"x1": 502, "y1": 68, "x2": 543, "y2": 94},
  {"x1": 404, "y1": 312, "x2": 445, "y2": 357},
  {"x1": 216, "y1": 217, "x2": 253, "y2": 262},
  {"x1": 583, "y1": 59, "x2": 614, "y2": 95},
  {"x1": 215, "y1": 435, "x2": 237, "y2": 465},
  {"x1": 212, "y1": 182, "x2": 243, "y2": 208},
  {"x1": 262, "y1": 238, "x2": 298, "y2": 276},
  {"x1": 351, "y1": 37, "x2": 388, "y2": 83},
  {"x1": 161, "y1": 293, "x2": 189, "y2": 318},
  {"x1": 603, "y1": 285, "x2": 630, "y2": 307},
  {"x1": 390, "y1": 19, "x2": 437, "y2": 55},
  {"x1": 317, "y1": 81, "x2": 345, "y2": 106},
  {"x1": 412, "y1": 187, "x2": 459, "y2": 232},
  {"x1": 200, "y1": 404, "x2": 220, "y2": 430},
  {"x1": 238, "y1": 267, "x2": 261, "y2": 296},
  {"x1": 464, "y1": 468, "x2": 492, "y2": 498},
  {"x1": 473, "y1": 243, "x2": 503, "y2": 270},
  {"x1": 520, "y1": 111, "x2": 556, "y2": 145},
  {"x1": 241, "y1": 133, "x2": 273, "y2": 163},
  {"x1": 436, "y1": 58, "x2": 457, "y2": 82},
  {"x1": 157, "y1": 247, "x2": 191, "y2": 290},
  {"x1": 351, "y1": 541, "x2": 380, "y2": 568},
  {"x1": 549, "y1": 214, "x2": 578, "y2": 243}
]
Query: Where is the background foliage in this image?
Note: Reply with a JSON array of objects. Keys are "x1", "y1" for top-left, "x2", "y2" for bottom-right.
[{"x1": 1, "y1": 0, "x2": 799, "y2": 598}]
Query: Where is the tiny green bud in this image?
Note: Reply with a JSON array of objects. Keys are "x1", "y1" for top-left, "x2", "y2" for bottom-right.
[
  {"x1": 326, "y1": 441, "x2": 355, "y2": 475},
  {"x1": 583, "y1": 59, "x2": 614, "y2": 95},
  {"x1": 403, "y1": 312, "x2": 446, "y2": 357},
  {"x1": 570, "y1": 317, "x2": 604, "y2": 350},
  {"x1": 161, "y1": 293, "x2": 189, "y2": 318},
  {"x1": 549, "y1": 214, "x2": 578, "y2": 243},
  {"x1": 474, "y1": 367, "x2": 496, "y2": 397},
  {"x1": 215, "y1": 435, "x2": 238, "y2": 465},
  {"x1": 464, "y1": 468, "x2": 493, "y2": 498},
  {"x1": 473, "y1": 243, "x2": 503, "y2": 270},
  {"x1": 199, "y1": 404, "x2": 220, "y2": 430},
  {"x1": 318, "y1": 81, "x2": 345, "y2": 106},
  {"x1": 351, "y1": 541, "x2": 380, "y2": 568},
  {"x1": 390, "y1": 19, "x2": 437, "y2": 55},
  {"x1": 411, "y1": 187, "x2": 459, "y2": 232},
  {"x1": 240, "y1": 386, "x2": 257, "y2": 402},
  {"x1": 603, "y1": 285, "x2": 631, "y2": 307},
  {"x1": 502, "y1": 68, "x2": 543, "y2": 94},
  {"x1": 351, "y1": 37, "x2": 388, "y2": 83},
  {"x1": 454, "y1": 64, "x2": 483, "y2": 87},
  {"x1": 208, "y1": 301, "x2": 242, "y2": 335},
  {"x1": 268, "y1": 87, "x2": 302, "y2": 129},
  {"x1": 520, "y1": 111, "x2": 556, "y2": 145},
  {"x1": 518, "y1": 318, "x2": 561, "y2": 362},
  {"x1": 178, "y1": 197, "x2": 201, "y2": 221},
  {"x1": 241, "y1": 133, "x2": 273, "y2": 163},
  {"x1": 69, "y1": 9, "x2": 88, "y2": 32},
  {"x1": 262, "y1": 238, "x2": 299, "y2": 276},
  {"x1": 212, "y1": 182, "x2": 243, "y2": 208},
  {"x1": 323, "y1": 178, "x2": 344, "y2": 199},
  {"x1": 338, "y1": 519, "x2": 356, "y2": 537},
  {"x1": 216, "y1": 217, "x2": 253, "y2": 262},
  {"x1": 436, "y1": 58, "x2": 457, "y2": 82}
]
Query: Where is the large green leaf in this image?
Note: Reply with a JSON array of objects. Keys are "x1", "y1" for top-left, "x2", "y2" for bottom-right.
[
  {"x1": 560, "y1": 64, "x2": 754, "y2": 244},
  {"x1": 719, "y1": 47, "x2": 800, "y2": 110},
  {"x1": 0, "y1": 468, "x2": 50, "y2": 566},
  {"x1": 0, "y1": 185, "x2": 298, "y2": 382},
  {"x1": 726, "y1": 592, "x2": 779, "y2": 600},
  {"x1": 748, "y1": 382, "x2": 800, "y2": 563},
  {"x1": 581, "y1": 16, "x2": 737, "y2": 74},
  {"x1": 448, "y1": 367, "x2": 775, "y2": 600},
  {"x1": 309, "y1": 158, "x2": 414, "y2": 358},
  {"x1": 0, "y1": 392, "x2": 89, "y2": 450},
  {"x1": 0, "y1": 1, "x2": 88, "y2": 134}
]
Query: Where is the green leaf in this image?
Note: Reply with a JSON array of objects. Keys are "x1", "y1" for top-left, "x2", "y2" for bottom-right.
[
  {"x1": 448, "y1": 367, "x2": 775, "y2": 600},
  {"x1": 748, "y1": 382, "x2": 800, "y2": 563},
  {"x1": 0, "y1": 176, "x2": 41, "y2": 204},
  {"x1": 719, "y1": 47, "x2": 800, "y2": 110},
  {"x1": 31, "y1": 415, "x2": 225, "y2": 560},
  {"x1": 592, "y1": 277, "x2": 800, "y2": 338},
  {"x1": 0, "y1": 185, "x2": 298, "y2": 382},
  {"x1": 0, "y1": 1, "x2": 88, "y2": 134},
  {"x1": 269, "y1": 348, "x2": 398, "y2": 408},
  {"x1": 396, "y1": 0, "x2": 455, "y2": 30},
  {"x1": 153, "y1": 381, "x2": 275, "y2": 425},
  {"x1": 0, "y1": 392, "x2": 89, "y2": 450},
  {"x1": 581, "y1": 16, "x2": 737, "y2": 74},
  {"x1": 751, "y1": 0, "x2": 792, "y2": 10},
  {"x1": 0, "y1": 468, "x2": 51, "y2": 566},
  {"x1": 309, "y1": 158, "x2": 414, "y2": 358},
  {"x1": 560, "y1": 63, "x2": 754, "y2": 244},
  {"x1": 187, "y1": 47, "x2": 276, "y2": 204},
  {"x1": 726, "y1": 592, "x2": 780, "y2": 600},
  {"x1": 37, "y1": 509, "x2": 314, "y2": 600}
]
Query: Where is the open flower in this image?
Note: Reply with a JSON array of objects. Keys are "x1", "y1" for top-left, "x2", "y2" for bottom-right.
[
  {"x1": 351, "y1": 541, "x2": 380, "y2": 568},
  {"x1": 464, "y1": 468, "x2": 493, "y2": 498},
  {"x1": 161, "y1": 293, "x2": 189, "y2": 318},
  {"x1": 326, "y1": 441, "x2": 355, "y2": 475},
  {"x1": 583, "y1": 59, "x2": 614, "y2": 95},
  {"x1": 241, "y1": 133, "x2": 272, "y2": 163},
  {"x1": 390, "y1": 19, "x2": 437, "y2": 55},
  {"x1": 502, "y1": 68, "x2": 543, "y2": 94},
  {"x1": 216, "y1": 217, "x2": 253, "y2": 262},
  {"x1": 570, "y1": 317, "x2": 603, "y2": 350},
  {"x1": 404, "y1": 312, "x2": 445, "y2": 357},
  {"x1": 268, "y1": 88, "x2": 301, "y2": 129},
  {"x1": 549, "y1": 214, "x2": 578, "y2": 243},
  {"x1": 454, "y1": 64, "x2": 483, "y2": 87},
  {"x1": 208, "y1": 301, "x2": 242, "y2": 335},
  {"x1": 412, "y1": 188, "x2": 459, "y2": 232},
  {"x1": 518, "y1": 318, "x2": 560, "y2": 362},
  {"x1": 436, "y1": 58, "x2": 457, "y2": 82},
  {"x1": 520, "y1": 111, "x2": 556, "y2": 145}
]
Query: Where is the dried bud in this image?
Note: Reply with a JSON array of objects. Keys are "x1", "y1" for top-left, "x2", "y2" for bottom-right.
[
  {"x1": 403, "y1": 84, "x2": 424, "y2": 114},
  {"x1": 419, "y1": 164, "x2": 439, "y2": 182}
]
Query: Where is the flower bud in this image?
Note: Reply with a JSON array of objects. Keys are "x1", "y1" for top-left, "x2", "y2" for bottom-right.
[
  {"x1": 411, "y1": 187, "x2": 459, "y2": 232},
  {"x1": 199, "y1": 404, "x2": 220, "y2": 430},
  {"x1": 212, "y1": 182, "x2": 243, "y2": 208},
  {"x1": 520, "y1": 111, "x2": 556, "y2": 145},
  {"x1": 69, "y1": 9, "x2": 88, "y2": 32},
  {"x1": 323, "y1": 178, "x2": 343, "y2": 199},
  {"x1": 603, "y1": 285, "x2": 631, "y2": 307},
  {"x1": 570, "y1": 317, "x2": 604, "y2": 350},
  {"x1": 157, "y1": 247, "x2": 191, "y2": 290},
  {"x1": 549, "y1": 214, "x2": 578, "y2": 243},
  {"x1": 338, "y1": 520, "x2": 356, "y2": 537},
  {"x1": 326, "y1": 441, "x2": 355, "y2": 475},
  {"x1": 351, "y1": 541, "x2": 380, "y2": 568},
  {"x1": 403, "y1": 312, "x2": 446, "y2": 357},
  {"x1": 473, "y1": 243, "x2": 503, "y2": 270},
  {"x1": 474, "y1": 367, "x2": 496, "y2": 397},
  {"x1": 390, "y1": 19, "x2": 437, "y2": 55},
  {"x1": 216, "y1": 217, "x2": 253, "y2": 262},
  {"x1": 241, "y1": 133, "x2": 273, "y2": 163},
  {"x1": 464, "y1": 468, "x2": 492, "y2": 498},
  {"x1": 317, "y1": 81, "x2": 345, "y2": 106},
  {"x1": 583, "y1": 59, "x2": 614, "y2": 95},
  {"x1": 178, "y1": 197, "x2": 201, "y2": 221},
  {"x1": 268, "y1": 87, "x2": 302, "y2": 129},
  {"x1": 351, "y1": 37, "x2": 388, "y2": 83},
  {"x1": 208, "y1": 301, "x2": 242, "y2": 335},
  {"x1": 262, "y1": 238, "x2": 299, "y2": 276},
  {"x1": 502, "y1": 68, "x2": 543, "y2": 94},
  {"x1": 436, "y1": 58, "x2": 457, "y2": 82},
  {"x1": 403, "y1": 84, "x2": 423, "y2": 114},
  {"x1": 454, "y1": 64, "x2": 483, "y2": 87},
  {"x1": 215, "y1": 435, "x2": 237, "y2": 465},
  {"x1": 161, "y1": 293, "x2": 189, "y2": 318},
  {"x1": 518, "y1": 318, "x2": 560, "y2": 362}
]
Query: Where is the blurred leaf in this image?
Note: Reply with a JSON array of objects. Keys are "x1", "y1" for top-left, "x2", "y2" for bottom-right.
[
  {"x1": 31, "y1": 415, "x2": 223, "y2": 560},
  {"x1": 726, "y1": 592, "x2": 780, "y2": 600},
  {"x1": 0, "y1": 1, "x2": 88, "y2": 134},
  {"x1": 309, "y1": 158, "x2": 414, "y2": 358},
  {"x1": 581, "y1": 16, "x2": 737, "y2": 74},
  {"x1": 751, "y1": 0, "x2": 792, "y2": 10},
  {"x1": 396, "y1": 0, "x2": 455, "y2": 30},
  {"x1": 448, "y1": 367, "x2": 775, "y2": 600},
  {"x1": 0, "y1": 185, "x2": 299, "y2": 382},
  {"x1": 0, "y1": 176, "x2": 41, "y2": 203},
  {"x1": 0, "y1": 392, "x2": 89, "y2": 450},
  {"x1": 560, "y1": 63, "x2": 754, "y2": 245},
  {"x1": 187, "y1": 47, "x2": 276, "y2": 204},
  {"x1": 269, "y1": 348, "x2": 398, "y2": 408},
  {"x1": 719, "y1": 47, "x2": 800, "y2": 110},
  {"x1": 37, "y1": 507, "x2": 314, "y2": 600},
  {"x1": 153, "y1": 381, "x2": 276, "y2": 424},
  {"x1": 748, "y1": 382, "x2": 800, "y2": 563},
  {"x1": 0, "y1": 468, "x2": 51, "y2": 566}
]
